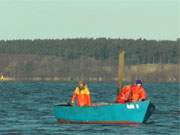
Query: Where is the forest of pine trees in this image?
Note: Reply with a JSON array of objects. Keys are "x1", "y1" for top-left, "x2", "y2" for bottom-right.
[{"x1": 0, "y1": 38, "x2": 179, "y2": 82}]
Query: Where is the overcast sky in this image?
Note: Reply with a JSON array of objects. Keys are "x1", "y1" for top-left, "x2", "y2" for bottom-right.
[{"x1": 0, "y1": 0, "x2": 179, "y2": 40}]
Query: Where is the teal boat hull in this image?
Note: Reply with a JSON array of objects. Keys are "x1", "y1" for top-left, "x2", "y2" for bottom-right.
[{"x1": 53, "y1": 100, "x2": 155, "y2": 124}]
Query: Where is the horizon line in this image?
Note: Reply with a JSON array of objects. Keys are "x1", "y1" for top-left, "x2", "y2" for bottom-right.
[{"x1": 0, "y1": 37, "x2": 179, "y2": 42}]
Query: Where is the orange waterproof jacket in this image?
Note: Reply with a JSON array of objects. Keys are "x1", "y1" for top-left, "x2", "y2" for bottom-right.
[
  {"x1": 71, "y1": 86, "x2": 91, "y2": 106},
  {"x1": 115, "y1": 85, "x2": 132, "y2": 103},
  {"x1": 130, "y1": 85, "x2": 147, "y2": 102}
]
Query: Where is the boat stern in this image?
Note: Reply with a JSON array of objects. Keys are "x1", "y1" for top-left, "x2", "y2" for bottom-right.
[{"x1": 143, "y1": 102, "x2": 155, "y2": 123}]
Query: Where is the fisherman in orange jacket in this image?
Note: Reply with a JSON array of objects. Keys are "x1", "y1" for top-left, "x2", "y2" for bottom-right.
[
  {"x1": 115, "y1": 80, "x2": 147, "y2": 103},
  {"x1": 115, "y1": 85, "x2": 131, "y2": 103},
  {"x1": 130, "y1": 80, "x2": 147, "y2": 102},
  {"x1": 71, "y1": 81, "x2": 91, "y2": 106}
]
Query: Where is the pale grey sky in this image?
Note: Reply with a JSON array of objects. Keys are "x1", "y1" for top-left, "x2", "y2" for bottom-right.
[{"x1": 0, "y1": 0, "x2": 179, "y2": 40}]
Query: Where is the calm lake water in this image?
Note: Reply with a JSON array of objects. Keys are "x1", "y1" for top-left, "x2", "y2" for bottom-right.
[{"x1": 0, "y1": 82, "x2": 179, "y2": 135}]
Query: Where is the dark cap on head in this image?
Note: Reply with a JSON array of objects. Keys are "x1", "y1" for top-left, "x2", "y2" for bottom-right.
[{"x1": 136, "y1": 80, "x2": 142, "y2": 84}]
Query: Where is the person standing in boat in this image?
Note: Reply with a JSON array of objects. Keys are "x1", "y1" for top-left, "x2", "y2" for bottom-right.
[
  {"x1": 130, "y1": 80, "x2": 147, "y2": 102},
  {"x1": 71, "y1": 81, "x2": 91, "y2": 106},
  {"x1": 115, "y1": 80, "x2": 147, "y2": 103}
]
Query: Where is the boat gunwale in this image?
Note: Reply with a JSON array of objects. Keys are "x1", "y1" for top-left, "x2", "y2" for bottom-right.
[{"x1": 54, "y1": 100, "x2": 150, "y2": 108}]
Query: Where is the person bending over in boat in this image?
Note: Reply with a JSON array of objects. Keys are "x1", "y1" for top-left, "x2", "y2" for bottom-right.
[
  {"x1": 115, "y1": 83, "x2": 132, "y2": 103},
  {"x1": 71, "y1": 81, "x2": 91, "y2": 106},
  {"x1": 115, "y1": 80, "x2": 147, "y2": 103}
]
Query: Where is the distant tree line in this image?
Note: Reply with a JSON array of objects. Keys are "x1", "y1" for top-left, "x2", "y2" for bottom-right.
[
  {"x1": 0, "y1": 38, "x2": 179, "y2": 65},
  {"x1": 0, "y1": 38, "x2": 179, "y2": 82}
]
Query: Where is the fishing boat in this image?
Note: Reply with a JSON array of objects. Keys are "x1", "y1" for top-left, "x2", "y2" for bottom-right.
[
  {"x1": 53, "y1": 49, "x2": 155, "y2": 124},
  {"x1": 53, "y1": 100, "x2": 155, "y2": 124}
]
